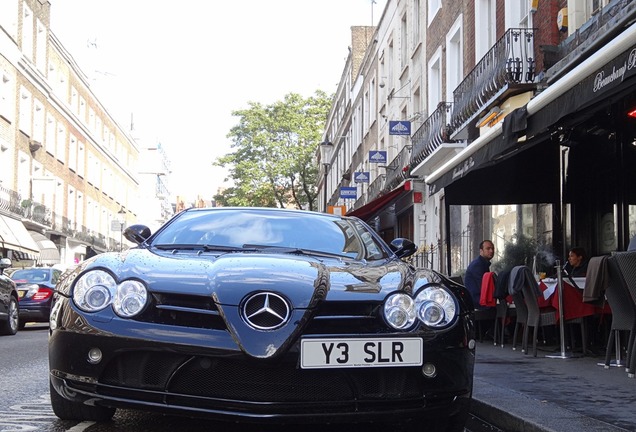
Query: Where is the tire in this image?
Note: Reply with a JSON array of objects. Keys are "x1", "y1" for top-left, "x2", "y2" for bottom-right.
[
  {"x1": 49, "y1": 381, "x2": 116, "y2": 421},
  {"x1": 0, "y1": 296, "x2": 19, "y2": 335}
]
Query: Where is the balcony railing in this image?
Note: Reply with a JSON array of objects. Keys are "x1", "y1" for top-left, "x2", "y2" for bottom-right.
[
  {"x1": 450, "y1": 28, "x2": 537, "y2": 134},
  {"x1": 367, "y1": 174, "x2": 385, "y2": 204},
  {"x1": 384, "y1": 146, "x2": 412, "y2": 192},
  {"x1": 410, "y1": 102, "x2": 454, "y2": 168}
]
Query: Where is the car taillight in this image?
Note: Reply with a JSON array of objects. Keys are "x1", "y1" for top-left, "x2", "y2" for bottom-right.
[{"x1": 33, "y1": 287, "x2": 53, "y2": 301}]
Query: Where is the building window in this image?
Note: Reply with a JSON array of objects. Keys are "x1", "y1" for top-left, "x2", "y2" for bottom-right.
[
  {"x1": 475, "y1": 0, "x2": 496, "y2": 60},
  {"x1": 19, "y1": 87, "x2": 32, "y2": 136},
  {"x1": 36, "y1": 20, "x2": 47, "y2": 72},
  {"x1": 401, "y1": 13, "x2": 408, "y2": 70},
  {"x1": 428, "y1": 0, "x2": 441, "y2": 25},
  {"x1": 21, "y1": 4, "x2": 34, "y2": 61},
  {"x1": 446, "y1": 15, "x2": 463, "y2": 102},
  {"x1": 428, "y1": 47, "x2": 442, "y2": 114}
]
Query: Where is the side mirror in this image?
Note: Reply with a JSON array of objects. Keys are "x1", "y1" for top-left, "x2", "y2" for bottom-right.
[
  {"x1": 0, "y1": 258, "x2": 11, "y2": 272},
  {"x1": 124, "y1": 224, "x2": 151, "y2": 245},
  {"x1": 390, "y1": 238, "x2": 418, "y2": 259}
]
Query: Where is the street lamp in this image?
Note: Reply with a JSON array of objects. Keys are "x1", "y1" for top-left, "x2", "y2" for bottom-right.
[
  {"x1": 319, "y1": 140, "x2": 334, "y2": 213},
  {"x1": 117, "y1": 207, "x2": 126, "y2": 252}
]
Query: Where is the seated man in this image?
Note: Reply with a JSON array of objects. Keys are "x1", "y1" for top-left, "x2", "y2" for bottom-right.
[{"x1": 465, "y1": 240, "x2": 495, "y2": 310}]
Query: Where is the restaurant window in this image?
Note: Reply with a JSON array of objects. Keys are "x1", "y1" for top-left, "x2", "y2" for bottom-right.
[{"x1": 629, "y1": 205, "x2": 636, "y2": 245}]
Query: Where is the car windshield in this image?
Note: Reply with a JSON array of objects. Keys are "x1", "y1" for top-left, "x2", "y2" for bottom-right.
[
  {"x1": 151, "y1": 209, "x2": 390, "y2": 261},
  {"x1": 12, "y1": 269, "x2": 50, "y2": 282}
]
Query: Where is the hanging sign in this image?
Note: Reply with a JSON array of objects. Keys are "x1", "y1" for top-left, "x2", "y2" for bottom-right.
[
  {"x1": 369, "y1": 151, "x2": 387, "y2": 164},
  {"x1": 389, "y1": 121, "x2": 411, "y2": 135},
  {"x1": 353, "y1": 172, "x2": 370, "y2": 183},
  {"x1": 340, "y1": 187, "x2": 357, "y2": 199}
]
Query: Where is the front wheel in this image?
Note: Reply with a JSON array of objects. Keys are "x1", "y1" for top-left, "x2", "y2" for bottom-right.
[
  {"x1": 0, "y1": 297, "x2": 19, "y2": 335},
  {"x1": 49, "y1": 381, "x2": 115, "y2": 421}
]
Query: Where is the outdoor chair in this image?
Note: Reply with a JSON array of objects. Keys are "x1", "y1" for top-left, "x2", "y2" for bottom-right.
[
  {"x1": 515, "y1": 266, "x2": 558, "y2": 357},
  {"x1": 612, "y1": 250, "x2": 636, "y2": 377},
  {"x1": 603, "y1": 255, "x2": 636, "y2": 370}
]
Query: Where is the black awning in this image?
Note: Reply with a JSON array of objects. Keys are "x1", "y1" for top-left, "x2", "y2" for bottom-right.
[
  {"x1": 528, "y1": 42, "x2": 636, "y2": 139},
  {"x1": 346, "y1": 184, "x2": 408, "y2": 221},
  {"x1": 442, "y1": 137, "x2": 560, "y2": 205}
]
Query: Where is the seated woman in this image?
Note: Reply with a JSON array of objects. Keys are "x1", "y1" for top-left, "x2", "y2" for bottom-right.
[{"x1": 563, "y1": 247, "x2": 588, "y2": 277}]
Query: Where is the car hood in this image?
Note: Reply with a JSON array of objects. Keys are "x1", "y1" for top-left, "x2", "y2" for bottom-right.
[{"x1": 81, "y1": 248, "x2": 409, "y2": 308}]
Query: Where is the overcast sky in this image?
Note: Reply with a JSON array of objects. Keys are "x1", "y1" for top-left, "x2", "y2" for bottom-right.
[{"x1": 49, "y1": 0, "x2": 387, "y2": 201}]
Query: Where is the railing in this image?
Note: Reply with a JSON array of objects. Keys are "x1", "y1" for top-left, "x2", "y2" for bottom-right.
[
  {"x1": 384, "y1": 146, "x2": 412, "y2": 192},
  {"x1": 0, "y1": 184, "x2": 23, "y2": 215},
  {"x1": 410, "y1": 102, "x2": 454, "y2": 168},
  {"x1": 367, "y1": 174, "x2": 385, "y2": 203},
  {"x1": 407, "y1": 243, "x2": 439, "y2": 271},
  {"x1": 450, "y1": 28, "x2": 537, "y2": 133}
]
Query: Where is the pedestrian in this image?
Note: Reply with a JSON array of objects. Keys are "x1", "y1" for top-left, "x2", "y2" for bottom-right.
[
  {"x1": 563, "y1": 246, "x2": 588, "y2": 277},
  {"x1": 465, "y1": 240, "x2": 495, "y2": 310}
]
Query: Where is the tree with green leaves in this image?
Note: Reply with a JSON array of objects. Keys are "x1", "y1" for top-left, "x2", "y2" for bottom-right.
[{"x1": 214, "y1": 91, "x2": 332, "y2": 210}]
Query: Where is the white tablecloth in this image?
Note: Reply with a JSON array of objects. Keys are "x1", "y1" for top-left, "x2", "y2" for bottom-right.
[{"x1": 540, "y1": 277, "x2": 586, "y2": 300}]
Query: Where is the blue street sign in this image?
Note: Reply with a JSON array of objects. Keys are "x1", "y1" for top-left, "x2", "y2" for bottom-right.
[
  {"x1": 389, "y1": 120, "x2": 411, "y2": 135},
  {"x1": 369, "y1": 151, "x2": 387, "y2": 164},
  {"x1": 340, "y1": 187, "x2": 357, "y2": 199},
  {"x1": 353, "y1": 172, "x2": 370, "y2": 183}
]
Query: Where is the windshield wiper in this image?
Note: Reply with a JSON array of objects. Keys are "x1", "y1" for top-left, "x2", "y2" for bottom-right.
[
  {"x1": 241, "y1": 244, "x2": 351, "y2": 259},
  {"x1": 153, "y1": 244, "x2": 250, "y2": 252}
]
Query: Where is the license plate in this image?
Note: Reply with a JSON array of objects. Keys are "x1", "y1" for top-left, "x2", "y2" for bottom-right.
[{"x1": 300, "y1": 337, "x2": 423, "y2": 369}]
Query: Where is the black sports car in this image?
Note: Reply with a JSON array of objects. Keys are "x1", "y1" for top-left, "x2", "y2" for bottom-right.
[{"x1": 49, "y1": 207, "x2": 475, "y2": 431}]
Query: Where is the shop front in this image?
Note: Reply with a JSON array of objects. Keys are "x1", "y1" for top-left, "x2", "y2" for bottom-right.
[{"x1": 425, "y1": 27, "x2": 636, "y2": 275}]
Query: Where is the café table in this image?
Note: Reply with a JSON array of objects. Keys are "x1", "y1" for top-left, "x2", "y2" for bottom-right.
[{"x1": 537, "y1": 277, "x2": 606, "y2": 321}]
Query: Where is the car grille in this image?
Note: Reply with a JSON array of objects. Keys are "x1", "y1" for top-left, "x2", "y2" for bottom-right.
[
  {"x1": 137, "y1": 292, "x2": 385, "y2": 334},
  {"x1": 99, "y1": 351, "x2": 424, "y2": 405}
]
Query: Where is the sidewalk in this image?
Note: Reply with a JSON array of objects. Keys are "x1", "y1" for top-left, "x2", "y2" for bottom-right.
[{"x1": 471, "y1": 338, "x2": 636, "y2": 432}]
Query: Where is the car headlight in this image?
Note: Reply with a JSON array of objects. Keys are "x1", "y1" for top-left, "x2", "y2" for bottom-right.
[
  {"x1": 415, "y1": 285, "x2": 458, "y2": 328},
  {"x1": 383, "y1": 293, "x2": 417, "y2": 329},
  {"x1": 72, "y1": 270, "x2": 147, "y2": 317},
  {"x1": 383, "y1": 285, "x2": 458, "y2": 330}
]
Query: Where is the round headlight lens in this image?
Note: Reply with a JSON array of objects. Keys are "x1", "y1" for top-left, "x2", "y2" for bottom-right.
[
  {"x1": 418, "y1": 300, "x2": 445, "y2": 326},
  {"x1": 415, "y1": 285, "x2": 458, "y2": 328},
  {"x1": 113, "y1": 280, "x2": 147, "y2": 317},
  {"x1": 73, "y1": 270, "x2": 116, "y2": 312},
  {"x1": 383, "y1": 293, "x2": 416, "y2": 329}
]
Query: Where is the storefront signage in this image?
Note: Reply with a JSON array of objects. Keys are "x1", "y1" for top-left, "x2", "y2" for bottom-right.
[
  {"x1": 591, "y1": 45, "x2": 636, "y2": 96},
  {"x1": 340, "y1": 187, "x2": 357, "y2": 199}
]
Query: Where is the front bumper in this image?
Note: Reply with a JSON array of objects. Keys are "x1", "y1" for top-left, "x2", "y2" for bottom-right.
[{"x1": 49, "y1": 300, "x2": 474, "y2": 423}]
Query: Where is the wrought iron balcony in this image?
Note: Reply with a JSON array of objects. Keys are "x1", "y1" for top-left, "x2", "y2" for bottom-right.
[
  {"x1": 450, "y1": 28, "x2": 537, "y2": 137},
  {"x1": 366, "y1": 174, "x2": 386, "y2": 205},
  {"x1": 384, "y1": 146, "x2": 412, "y2": 192},
  {"x1": 410, "y1": 102, "x2": 454, "y2": 168},
  {"x1": 0, "y1": 184, "x2": 52, "y2": 227}
]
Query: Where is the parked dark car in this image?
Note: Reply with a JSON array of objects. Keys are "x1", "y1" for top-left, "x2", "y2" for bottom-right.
[
  {"x1": 49, "y1": 207, "x2": 475, "y2": 431},
  {"x1": 0, "y1": 258, "x2": 19, "y2": 335},
  {"x1": 12, "y1": 267, "x2": 62, "y2": 329}
]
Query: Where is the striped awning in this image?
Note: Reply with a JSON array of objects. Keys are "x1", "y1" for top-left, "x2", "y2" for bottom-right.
[
  {"x1": 0, "y1": 215, "x2": 40, "y2": 258},
  {"x1": 29, "y1": 231, "x2": 61, "y2": 265}
]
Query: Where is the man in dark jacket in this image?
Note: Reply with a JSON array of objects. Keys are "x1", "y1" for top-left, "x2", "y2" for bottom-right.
[{"x1": 465, "y1": 240, "x2": 495, "y2": 309}]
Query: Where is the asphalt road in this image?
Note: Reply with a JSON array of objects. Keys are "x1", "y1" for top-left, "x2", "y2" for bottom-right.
[{"x1": 0, "y1": 324, "x2": 500, "y2": 432}]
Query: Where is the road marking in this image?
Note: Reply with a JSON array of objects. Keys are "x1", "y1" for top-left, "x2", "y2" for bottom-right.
[{"x1": 1, "y1": 394, "x2": 95, "y2": 431}]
